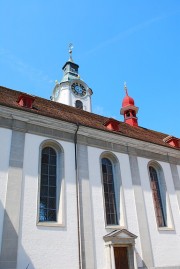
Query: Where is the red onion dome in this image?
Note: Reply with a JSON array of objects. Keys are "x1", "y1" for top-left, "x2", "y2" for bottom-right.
[{"x1": 122, "y1": 95, "x2": 135, "y2": 107}]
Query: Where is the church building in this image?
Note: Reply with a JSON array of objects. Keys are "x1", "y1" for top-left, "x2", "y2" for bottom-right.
[{"x1": 0, "y1": 48, "x2": 180, "y2": 269}]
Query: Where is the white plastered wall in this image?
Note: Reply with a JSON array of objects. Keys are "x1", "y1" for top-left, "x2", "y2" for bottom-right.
[
  {"x1": 17, "y1": 133, "x2": 79, "y2": 269},
  {"x1": 71, "y1": 94, "x2": 91, "y2": 112},
  {"x1": 55, "y1": 84, "x2": 92, "y2": 112},
  {"x1": 56, "y1": 85, "x2": 71, "y2": 106},
  {"x1": 138, "y1": 157, "x2": 180, "y2": 267},
  {"x1": 87, "y1": 146, "x2": 106, "y2": 269},
  {"x1": 0, "y1": 128, "x2": 12, "y2": 252},
  {"x1": 117, "y1": 152, "x2": 143, "y2": 268}
]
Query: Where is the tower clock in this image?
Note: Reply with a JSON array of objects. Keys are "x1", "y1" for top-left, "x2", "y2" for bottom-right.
[{"x1": 51, "y1": 45, "x2": 93, "y2": 112}]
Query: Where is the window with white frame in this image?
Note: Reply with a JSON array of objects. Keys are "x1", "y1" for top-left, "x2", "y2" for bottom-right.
[
  {"x1": 40, "y1": 147, "x2": 57, "y2": 222},
  {"x1": 148, "y1": 162, "x2": 172, "y2": 228},
  {"x1": 101, "y1": 153, "x2": 125, "y2": 227},
  {"x1": 102, "y1": 158, "x2": 118, "y2": 225},
  {"x1": 38, "y1": 141, "x2": 64, "y2": 225}
]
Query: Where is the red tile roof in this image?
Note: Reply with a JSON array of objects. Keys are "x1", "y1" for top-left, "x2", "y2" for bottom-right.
[{"x1": 0, "y1": 86, "x2": 179, "y2": 150}]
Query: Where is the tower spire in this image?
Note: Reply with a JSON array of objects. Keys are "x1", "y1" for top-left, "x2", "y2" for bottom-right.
[
  {"x1": 51, "y1": 45, "x2": 93, "y2": 112},
  {"x1": 124, "y1": 82, "x2": 128, "y2": 96},
  {"x1": 68, "y1": 43, "x2": 74, "y2": 62},
  {"x1": 120, "y1": 83, "x2": 139, "y2": 127}
]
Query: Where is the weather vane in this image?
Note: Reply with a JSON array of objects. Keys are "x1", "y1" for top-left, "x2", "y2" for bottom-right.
[
  {"x1": 68, "y1": 43, "x2": 73, "y2": 61},
  {"x1": 124, "y1": 81, "x2": 128, "y2": 96}
]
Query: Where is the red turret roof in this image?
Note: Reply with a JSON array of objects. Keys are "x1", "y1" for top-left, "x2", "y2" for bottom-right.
[{"x1": 122, "y1": 94, "x2": 135, "y2": 107}]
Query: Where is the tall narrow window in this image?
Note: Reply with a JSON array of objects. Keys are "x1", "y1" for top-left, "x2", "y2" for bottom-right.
[
  {"x1": 102, "y1": 158, "x2": 118, "y2": 225},
  {"x1": 40, "y1": 147, "x2": 57, "y2": 222},
  {"x1": 149, "y1": 166, "x2": 166, "y2": 227}
]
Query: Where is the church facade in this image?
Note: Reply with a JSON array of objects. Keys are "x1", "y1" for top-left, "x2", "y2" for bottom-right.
[{"x1": 0, "y1": 51, "x2": 180, "y2": 269}]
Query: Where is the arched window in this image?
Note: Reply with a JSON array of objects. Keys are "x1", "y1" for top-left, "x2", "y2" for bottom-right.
[
  {"x1": 125, "y1": 111, "x2": 130, "y2": 118},
  {"x1": 39, "y1": 147, "x2": 57, "y2": 222},
  {"x1": 101, "y1": 158, "x2": 118, "y2": 225},
  {"x1": 149, "y1": 165, "x2": 167, "y2": 227},
  {"x1": 75, "y1": 100, "x2": 83, "y2": 109},
  {"x1": 38, "y1": 141, "x2": 65, "y2": 226},
  {"x1": 132, "y1": 111, "x2": 136, "y2": 117}
]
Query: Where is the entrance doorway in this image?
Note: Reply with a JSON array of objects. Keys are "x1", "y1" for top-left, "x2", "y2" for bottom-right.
[
  {"x1": 103, "y1": 229, "x2": 137, "y2": 269},
  {"x1": 114, "y1": 247, "x2": 129, "y2": 269}
]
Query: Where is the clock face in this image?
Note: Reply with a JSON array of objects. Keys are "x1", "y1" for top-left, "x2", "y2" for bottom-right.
[{"x1": 71, "y1": 82, "x2": 86, "y2": 97}]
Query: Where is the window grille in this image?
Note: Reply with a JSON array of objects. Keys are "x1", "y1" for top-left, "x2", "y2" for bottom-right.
[
  {"x1": 149, "y1": 166, "x2": 166, "y2": 227},
  {"x1": 39, "y1": 147, "x2": 57, "y2": 222},
  {"x1": 102, "y1": 158, "x2": 118, "y2": 225}
]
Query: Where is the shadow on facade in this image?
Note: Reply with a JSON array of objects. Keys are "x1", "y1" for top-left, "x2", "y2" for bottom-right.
[{"x1": 0, "y1": 201, "x2": 35, "y2": 269}]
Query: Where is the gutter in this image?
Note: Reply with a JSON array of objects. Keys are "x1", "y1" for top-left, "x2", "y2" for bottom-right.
[{"x1": 74, "y1": 123, "x2": 82, "y2": 269}]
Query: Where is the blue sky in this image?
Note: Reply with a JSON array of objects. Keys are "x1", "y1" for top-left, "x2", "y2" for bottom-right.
[{"x1": 0, "y1": 1, "x2": 180, "y2": 137}]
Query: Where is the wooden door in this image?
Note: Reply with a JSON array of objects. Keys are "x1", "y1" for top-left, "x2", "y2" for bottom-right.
[{"x1": 114, "y1": 247, "x2": 129, "y2": 269}]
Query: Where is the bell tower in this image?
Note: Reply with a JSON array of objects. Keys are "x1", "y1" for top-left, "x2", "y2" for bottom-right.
[
  {"x1": 51, "y1": 44, "x2": 93, "y2": 112},
  {"x1": 120, "y1": 83, "x2": 139, "y2": 127}
]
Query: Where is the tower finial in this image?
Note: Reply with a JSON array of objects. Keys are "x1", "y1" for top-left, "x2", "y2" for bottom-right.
[
  {"x1": 68, "y1": 43, "x2": 74, "y2": 62},
  {"x1": 124, "y1": 81, "x2": 128, "y2": 96}
]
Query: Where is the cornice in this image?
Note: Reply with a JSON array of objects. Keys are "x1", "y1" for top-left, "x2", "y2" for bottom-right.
[
  {"x1": 0, "y1": 105, "x2": 76, "y2": 133},
  {"x1": 0, "y1": 105, "x2": 179, "y2": 162},
  {"x1": 78, "y1": 125, "x2": 180, "y2": 159}
]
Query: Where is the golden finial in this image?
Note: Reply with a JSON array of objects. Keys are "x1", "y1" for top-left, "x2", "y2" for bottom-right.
[{"x1": 124, "y1": 81, "x2": 128, "y2": 96}]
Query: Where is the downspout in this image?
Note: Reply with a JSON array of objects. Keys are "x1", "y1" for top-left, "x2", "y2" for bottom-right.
[{"x1": 74, "y1": 123, "x2": 82, "y2": 269}]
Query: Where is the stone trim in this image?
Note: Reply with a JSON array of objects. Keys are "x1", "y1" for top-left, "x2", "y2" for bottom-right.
[
  {"x1": 170, "y1": 164, "x2": 180, "y2": 210},
  {"x1": 129, "y1": 155, "x2": 154, "y2": 269},
  {"x1": 77, "y1": 144, "x2": 96, "y2": 269},
  {"x1": 152, "y1": 267, "x2": 180, "y2": 269},
  {"x1": 103, "y1": 229, "x2": 137, "y2": 269},
  {"x1": 0, "y1": 110, "x2": 180, "y2": 165},
  {"x1": 139, "y1": 267, "x2": 180, "y2": 269},
  {"x1": 0, "y1": 131, "x2": 25, "y2": 269},
  {"x1": 138, "y1": 265, "x2": 180, "y2": 269}
]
